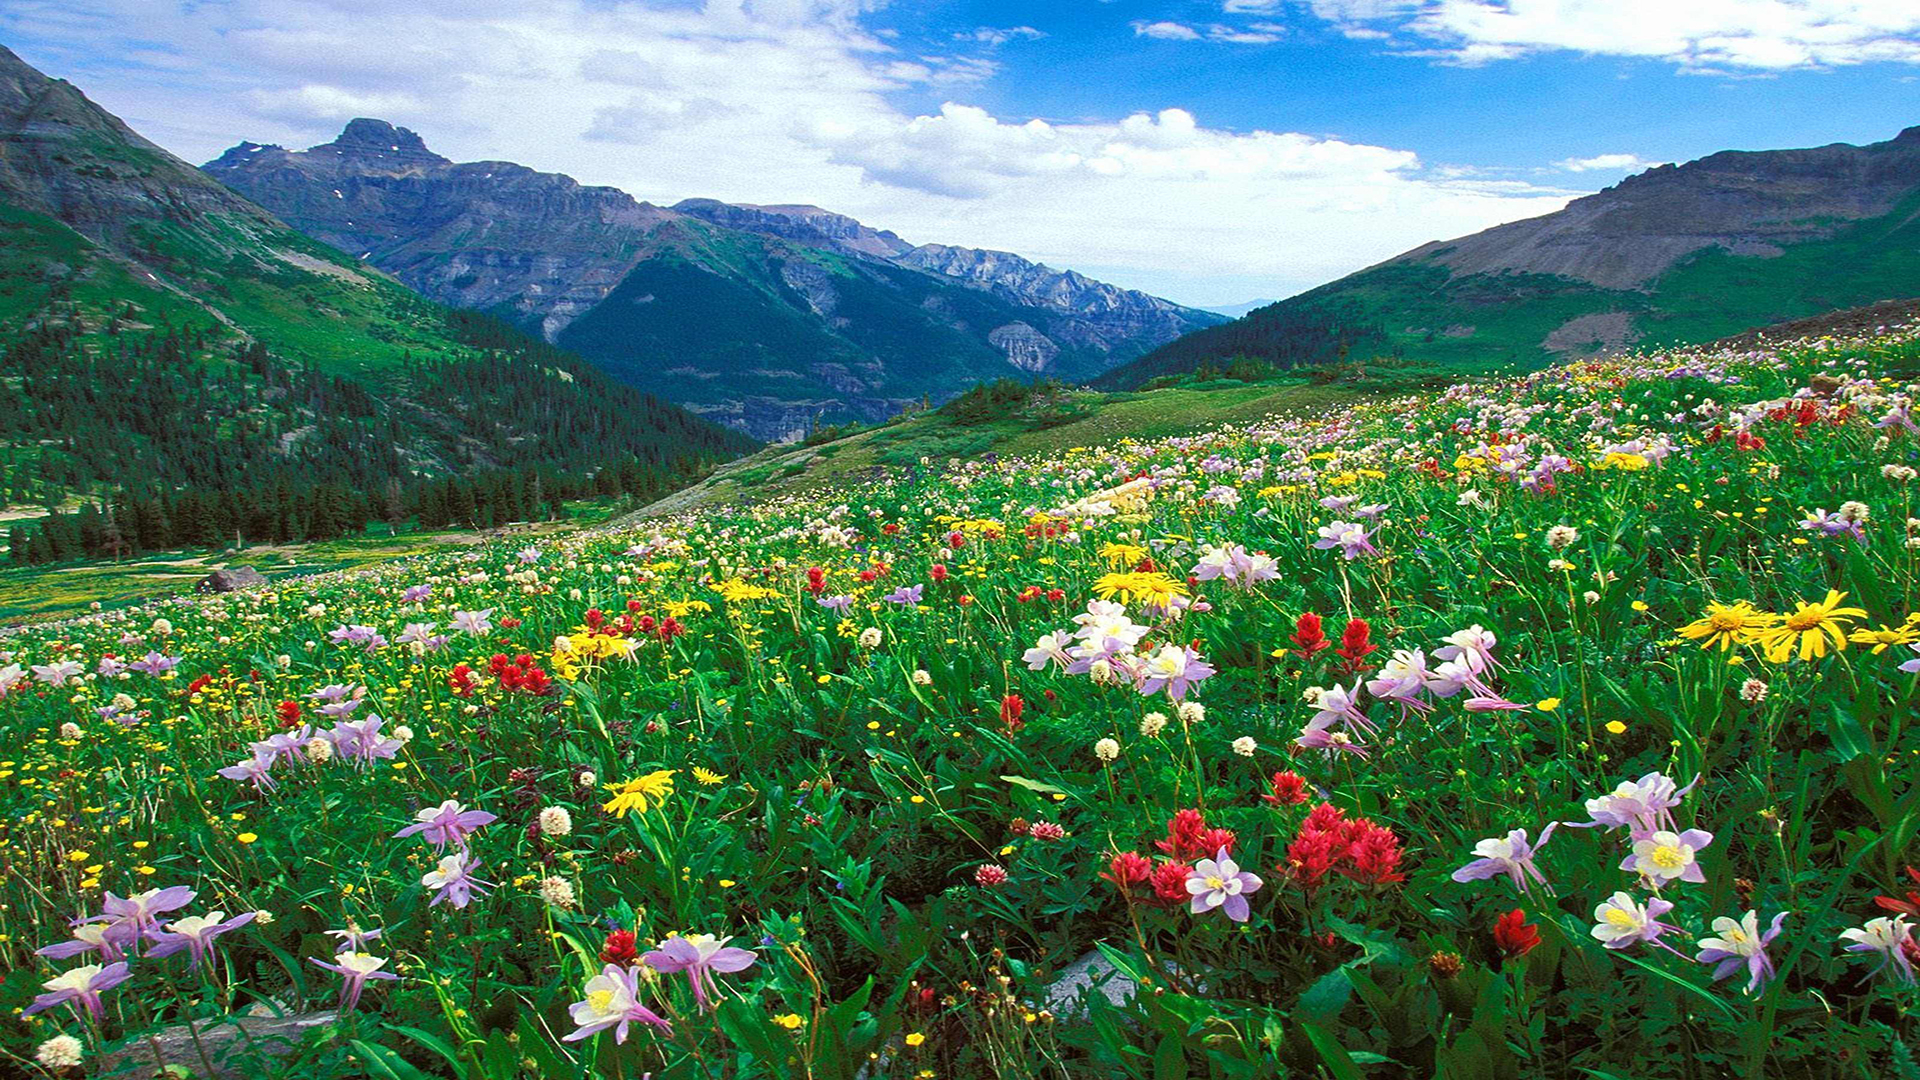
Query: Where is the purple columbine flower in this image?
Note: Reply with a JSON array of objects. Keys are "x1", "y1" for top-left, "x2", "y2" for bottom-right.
[
  {"x1": 324, "y1": 925, "x2": 384, "y2": 953},
  {"x1": 1569, "y1": 772, "x2": 1699, "y2": 838},
  {"x1": 129, "y1": 651, "x2": 180, "y2": 677},
  {"x1": 101, "y1": 886, "x2": 197, "y2": 944},
  {"x1": 1365, "y1": 649, "x2": 1434, "y2": 715},
  {"x1": 326, "y1": 715, "x2": 402, "y2": 765},
  {"x1": 148, "y1": 910, "x2": 256, "y2": 970},
  {"x1": 36, "y1": 919, "x2": 130, "y2": 963},
  {"x1": 882, "y1": 584, "x2": 925, "y2": 605},
  {"x1": 1898, "y1": 643, "x2": 1920, "y2": 674},
  {"x1": 1313, "y1": 520, "x2": 1378, "y2": 560},
  {"x1": 642, "y1": 934, "x2": 758, "y2": 1012},
  {"x1": 394, "y1": 800, "x2": 497, "y2": 850},
  {"x1": 309, "y1": 952, "x2": 399, "y2": 1011},
  {"x1": 96, "y1": 655, "x2": 126, "y2": 678},
  {"x1": 452, "y1": 609, "x2": 495, "y2": 635},
  {"x1": 251, "y1": 726, "x2": 315, "y2": 768},
  {"x1": 1296, "y1": 710, "x2": 1369, "y2": 758},
  {"x1": 422, "y1": 852, "x2": 491, "y2": 909},
  {"x1": 23, "y1": 962, "x2": 133, "y2": 1023},
  {"x1": 1839, "y1": 915, "x2": 1916, "y2": 985},
  {"x1": 1621, "y1": 829, "x2": 1713, "y2": 889},
  {"x1": 1185, "y1": 848, "x2": 1263, "y2": 923},
  {"x1": 563, "y1": 963, "x2": 672, "y2": 1042},
  {"x1": 1589, "y1": 891, "x2": 1682, "y2": 952},
  {"x1": 217, "y1": 752, "x2": 278, "y2": 790},
  {"x1": 1451, "y1": 825, "x2": 1556, "y2": 893},
  {"x1": 399, "y1": 584, "x2": 433, "y2": 603},
  {"x1": 397, "y1": 623, "x2": 448, "y2": 653},
  {"x1": 1695, "y1": 910, "x2": 1786, "y2": 993},
  {"x1": 1309, "y1": 679, "x2": 1376, "y2": 736},
  {"x1": 1133, "y1": 644, "x2": 1215, "y2": 703},
  {"x1": 816, "y1": 594, "x2": 854, "y2": 615}
]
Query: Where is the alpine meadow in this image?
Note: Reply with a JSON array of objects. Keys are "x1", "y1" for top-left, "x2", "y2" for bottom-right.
[{"x1": 3, "y1": 4, "x2": 1920, "y2": 1079}]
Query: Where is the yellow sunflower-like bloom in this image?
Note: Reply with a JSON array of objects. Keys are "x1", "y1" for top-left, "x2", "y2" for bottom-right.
[
  {"x1": 1750, "y1": 590, "x2": 1867, "y2": 663},
  {"x1": 602, "y1": 770, "x2": 677, "y2": 816},
  {"x1": 1848, "y1": 623, "x2": 1918, "y2": 654},
  {"x1": 1677, "y1": 602, "x2": 1778, "y2": 652}
]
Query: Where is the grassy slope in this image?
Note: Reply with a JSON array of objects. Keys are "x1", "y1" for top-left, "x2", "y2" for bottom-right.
[
  {"x1": 632, "y1": 380, "x2": 1366, "y2": 517},
  {"x1": 1104, "y1": 190, "x2": 1920, "y2": 389}
]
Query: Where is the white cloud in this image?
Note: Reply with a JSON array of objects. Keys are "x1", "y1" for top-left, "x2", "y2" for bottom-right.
[
  {"x1": 1132, "y1": 21, "x2": 1204, "y2": 41},
  {"x1": 1556, "y1": 152, "x2": 1665, "y2": 172},
  {"x1": 1, "y1": 0, "x2": 1577, "y2": 303},
  {"x1": 1132, "y1": 18, "x2": 1285, "y2": 44},
  {"x1": 960, "y1": 26, "x2": 1044, "y2": 47},
  {"x1": 1303, "y1": 0, "x2": 1920, "y2": 70}
]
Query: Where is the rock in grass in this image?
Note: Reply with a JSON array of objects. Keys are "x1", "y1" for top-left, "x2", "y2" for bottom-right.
[{"x1": 197, "y1": 567, "x2": 268, "y2": 594}]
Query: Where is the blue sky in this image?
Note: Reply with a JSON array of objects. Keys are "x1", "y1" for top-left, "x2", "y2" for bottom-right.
[{"x1": 6, "y1": 1, "x2": 1918, "y2": 307}]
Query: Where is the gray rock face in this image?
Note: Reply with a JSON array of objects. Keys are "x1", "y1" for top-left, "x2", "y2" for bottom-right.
[
  {"x1": 1405, "y1": 128, "x2": 1920, "y2": 290},
  {"x1": 198, "y1": 566, "x2": 268, "y2": 593},
  {"x1": 99, "y1": 1009, "x2": 337, "y2": 1079},
  {"x1": 988, "y1": 321, "x2": 1060, "y2": 372}
]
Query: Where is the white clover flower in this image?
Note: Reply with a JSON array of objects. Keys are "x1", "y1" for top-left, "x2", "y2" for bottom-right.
[
  {"x1": 1546, "y1": 524, "x2": 1579, "y2": 550},
  {"x1": 577, "y1": 771, "x2": 597, "y2": 789},
  {"x1": 858, "y1": 627, "x2": 883, "y2": 650},
  {"x1": 36, "y1": 1034, "x2": 83, "y2": 1068},
  {"x1": 539, "y1": 806, "x2": 573, "y2": 837},
  {"x1": 1094, "y1": 737, "x2": 1120, "y2": 763},
  {"x1": 1231, "y1": 736, "x2": 1256, "y2": 757},
  {"x1": 1839, "y1": 500, "x2": 1870, "y2": 524},
  {"x1": 1139, "y1": 712, "x2": 1168, "y2": 737},
  {"x1": 392, "y1": 725, "x2": 414, "y2": 743},
  {"x1": 1740, "y1": 678, "x2": 1769, "y2": 703},
  {"x1": 911, "y1": 669, "x2": 932, "y2": 686},
  {"x1": 305, "y1": 738, "x2": 334, "y2": 764},
  {"x1": 539, "y1": 875, "x2": 577, "y2": 910},
  {"x1": 1177, "y1": 701, "x2": 1205, "y2": 724},
  {"x1": 59, "y1": 722, "x2": 82, "y2": 740}
]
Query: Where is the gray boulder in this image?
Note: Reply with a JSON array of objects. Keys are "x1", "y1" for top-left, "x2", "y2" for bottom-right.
[{"x1": 197, "y1": 566, "x2": 268, "y2": 593}]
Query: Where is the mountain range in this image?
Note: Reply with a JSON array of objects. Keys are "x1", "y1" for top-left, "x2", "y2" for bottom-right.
[
  {"x1": 0, "y1": 44, "x2": 751, "y2": 552},
  {"x1": 204, "y1": 121, "x2": 1225, "y2": 440},
  {"x1": 1100, "y1": 125, "x2": 1920, "y2": 388}
]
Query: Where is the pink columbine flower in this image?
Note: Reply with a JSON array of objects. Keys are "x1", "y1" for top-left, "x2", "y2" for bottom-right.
[
  {"x1": 393, "y1": 800, "x2": 497, "y2": 850},
  {"x1": 1696, "y1": 911, "x2": 1786, "y2": 993},
  {"x1": 563, "y1": 963, "x2": 672, "y2": 1042},
  {"x1": 309, "y1": 952, "x2": 399, "y2": 1011},
  {"x1": 23, "y1": 962, "x2": 133, "y2": 1023},
  {"x1": 451, "y1": 609, "x2": 495, "y2": 635},
  {"x1": 1451, "y1": 825, "x2": 1556, "y2": 893},
  {"x1": 1571, "y1": 772, "x2": 1700, "y2": 838},
  {"x1": 1185, "y1": 848, "x2": 1263, "y2": 923},
  {"x1": 36, "y1": 919, "x2": 130, "y2": 963},
  {"x1": 642, "y1": 934, "x2": 759, "y2": 1012}
]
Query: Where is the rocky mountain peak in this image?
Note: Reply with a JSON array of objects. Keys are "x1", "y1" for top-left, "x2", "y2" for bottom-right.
[{"x1": 315, "y1": 118, "x2": 448, "y2": 169}]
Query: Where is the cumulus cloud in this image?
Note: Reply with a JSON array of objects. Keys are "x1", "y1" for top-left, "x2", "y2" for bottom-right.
[
  {"x1": 1133, "y1": 21, "x2": 1204, "y2": 41},
  {"x1": 1302, "y1": 0, "x2": 1920, "y2": 70},
  {"x1": 960, "y1": 26, "x2": 1044, "y2": 47},
  {"x1": 2, "y1": 0, "x2": 1576, "y2": 302},
  {"x1": 1556, "y1": 152, "x2": 1666, "y2": 172}
]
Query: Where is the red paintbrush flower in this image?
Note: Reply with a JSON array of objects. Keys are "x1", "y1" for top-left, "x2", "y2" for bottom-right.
[{"x1": 1493, "y1": 909, "x2": 1541, "y2": 959}]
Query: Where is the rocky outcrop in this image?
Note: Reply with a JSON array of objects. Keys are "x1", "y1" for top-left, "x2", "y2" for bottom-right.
[
  {"x1": 988, "y1": 321, "x2": 1060, "y2": 372},
  {"x1": 675, "y1": 199, "x2": 913, "y2": 259}
]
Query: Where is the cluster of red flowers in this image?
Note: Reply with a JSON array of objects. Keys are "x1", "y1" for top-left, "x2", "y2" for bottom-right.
[
  {"x1": 275, "y1": 699, "x2": 303, "y2": 728},
  {"x1": 999, "y1": 693, "x2": 1024, "y2": 734},
  {"x1": 1023, "y1": 516, "x2": 1070, "y2": 540},
  {"x1": 1284, "y1": 802, "x2": 1406, "y2": 890},
  {"x1": 1291, "y1": 613, "x2": 1379, "y2": 675},
  {"x1": 600, "y1": 927, "x2": 640, "y2": 965},
  {"x1": 1262, "y1": 770, "x2": 1310, "y2": 806},
  {"x1": 1766, "y1": 397, "x2": 1855, "y2": 435},
  {"x1": 1703, "y1": 425, "x2": 1768, "y2": 452},
  {"x1": 580, "y1": 608, "x2": 639, "y2": 638},
  {"x1": 1015, "y1": 585, "x2": 1065, "y2": 603},
  {"x1": 1103, "y1": 808, "x2": 1240, "y2": 907},
  {"x1": 489, "y1": 653, "x2": 554, "y2": 696},
  {"x1": 631, "y1": 614, "x2": 686, "y2": 643}
]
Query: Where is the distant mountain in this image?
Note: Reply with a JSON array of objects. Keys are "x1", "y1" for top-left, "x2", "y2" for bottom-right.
[
  {"x1": 206, "y1": 122, "x2": 1224, "y2": 440},
  {"x1": 1100, "y1": 126, "x2": 1920, "y2": 389},
  {"x1": 0, "y1": 46, "x2": 751, "y2": 555},
  {"x1": 1200, "y1": 299, "x2": 1278, "y2": 319}
]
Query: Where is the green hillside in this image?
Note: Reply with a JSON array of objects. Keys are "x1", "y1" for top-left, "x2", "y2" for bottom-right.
[
  {"x1": 1103, "y1": 129, "x2": 1920, "y2": 389},
  {"x1": 0, "y1": 46, "x2": 754, "y2": 569}
]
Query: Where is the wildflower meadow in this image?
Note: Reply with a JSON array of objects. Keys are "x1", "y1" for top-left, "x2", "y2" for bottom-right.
[{"x1": 4, "y1": 328, "x2": 1920, "y2": 1078}]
